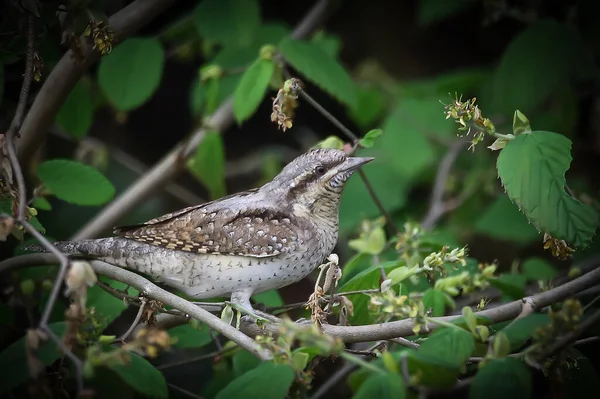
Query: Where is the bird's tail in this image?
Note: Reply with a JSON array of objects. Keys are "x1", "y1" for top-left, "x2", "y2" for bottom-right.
[{"x1": 25, "y1": 237, "x2": 123, "y2": 258}]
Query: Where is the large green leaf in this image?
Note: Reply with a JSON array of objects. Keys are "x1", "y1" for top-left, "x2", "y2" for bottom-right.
[
  {"x1": 469, "y1": 358, "x2": 532, "y2": 399},
  {"x1": 278, "y1": 38, "x2": 357, "y2": 108},
  {"x1": 521, "y1": 257, "x2": 558, "y2": 281},
  {"x1": 496, "y1": 131, "x2": 598, "y2": 247},
  {"x1": 0, "y1": 322, "x2": 66, "y2": 394},
  {"x1": 353, "y1": 372, "x2": 406, "y2": 399},
  {"x1": 338, "y1": 262, "x2": 399, "y2": 325},
  {"x1": 187, "y1": 131, "x2": 226, "y2": 199},
  {"x1": 233, "y1": 58, "x2": 275, "y2": 124},
  {"x1": 378, "y1": 97, "x2": 452, "y2": 180},
  {"x1": 252, "y1": 289, "x2": 283, "y2": 307},
  {"x1": 500, "y1": 313, "x2": 550, "y2": 351},
  {"x1": 55, "y1": 79, "x2": 93, "y2": 139},
  {"x1": 422, "y1": 289, "x2": 449, "y2": 316},
  {"x1": 349, "y1": 86, "x2": 387, "y2": 129},
  {"x1": 417, "y1": 0, "x2": 477, "y2": 26},
  {"x1": 403, "y1": 350, "x2": 460, "y2": 388},
  {"x1": 98, "y1": 38, "x2": 165, "y2": 111},
  {"x1": 215, "y1": 362, "x2": 294, "y2": 399},
  {"x1": 169, "y1": 323, "x2": 213, "y2": 348},
  {"x1": 474, "y1": 196, "x2": 539, "y2": 243},
  {"x1": 108, "y1": 352, "x2": 167, "y2": 399},
  {"x1": 37, "y1": 159, "x2": 115, "y2": 206},
  {"x1": 418, "y1": 327, "x2": 475, "y2": 368},
  {"x1": 492, "y1": 20, "x2": 597, "y2": 115},
  {"x1": 193, "y1": 0, "x2": 260, "y2": 47},
  {"x1": 488, "y1": 274, "x2": 527, "y2": 301},
  {"x1": 232, "y1": 350, "x2": 261, "y2": 377}
]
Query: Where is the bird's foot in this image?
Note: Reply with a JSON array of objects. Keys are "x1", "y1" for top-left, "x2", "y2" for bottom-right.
[{"x1": 224, "y1": 302, "x2": 270, "y2": 328}]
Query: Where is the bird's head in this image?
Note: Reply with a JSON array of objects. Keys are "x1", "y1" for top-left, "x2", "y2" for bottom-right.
[{"x1": 264, "y1": 148, "x2": 373, "y2": 216}]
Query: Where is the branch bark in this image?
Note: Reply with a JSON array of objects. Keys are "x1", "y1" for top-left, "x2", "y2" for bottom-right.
[
  {"x1": 71, "y1": 0, "x2": 333, "y2": 240},
  {"x1": 3, "y1": 253, "x2": 599, "y2": 346},
  {"x1": 16, "y1": 0, "x2": 176, "y2": 162}
]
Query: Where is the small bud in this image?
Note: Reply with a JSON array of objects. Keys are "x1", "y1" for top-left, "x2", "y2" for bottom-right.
[
  {"x1": 380, "y1": 278, "x2": 392, "y2": 293},
  {"x1": 491, "y1": 332, "x2": 511, "y2": 358},
  {"x1": 20, "y1": 279, "x2": 35, "y2": 296},
  {"x1": 475, "y1": 325, "x2": 489, "y2": 343}
]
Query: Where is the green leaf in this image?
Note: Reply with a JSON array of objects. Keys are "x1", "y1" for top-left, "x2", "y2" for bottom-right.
[
  {"x1": 489, "y1": 274, "x2": 527, "y2": 301},
  {"x1": 521, "y1": 257, "x2": 558, "y2": 281},
  {"x1": 497, "y1": 131, "x2": 598, "y2": 247},
  {"x1": 215, "y1": 362, "x2": 294, "y2": 399},
  {"x1": 501, "y1": 313, "x2": 550, "y2": 351},
  {"x1": 311, "y1": 31, "x2": 341, "y2": 58},
  {"x1": 353, "y1": 372, "x2": 406, "y2": 399},
  {"x1": 187, "y1": 131, "x2": 226, "y2": 199},
  {"x1": 170, "y1": 323, "x2": 213, "y2": 348},
  {"x1": 359, "y1": 129, "x2": 383, "y2": 149},
  {"x1": 512, "y1": 110, "x2": 532, "y2": 136},
  {"x1": 86, "y1": 277, "x2": 133, "y2": 324},
  {"x1": 339, "y1": 149, "x2": 408, "y2": 232},
  {"x1": 233, "y1": 58, "x2": 275, "y2": 124},
  {"x1": 349, "y1": 86, "x2": 387, "y2": 129},
  {"x1": 278, "y1": 38, "x2": 357, "y2": 108},
  {"x1": 31, "y1": 197, "x2": 52, "y2": 211},
  {"x1": 252, "y1": 290, "x2": 283, "y2": 307},
  {"x1": 469, "y1": 358, "x2": 532, "y2": 399},
  {"x1": 338, "y1": 262, "x2": 399, "y2": 325},
  {"x1": 492, "y1": 20, "x2": 597, "y2": 115},
  {"x1": 474, "y1": 196, "x2": 539, "y2": 243},
  {"x1": 232, "y1": 350, "x2": 261, "y2": 376},
  {"x1": 417, "y1": 0, "x2": 477, "y2": 26},
  {"x1": 193, "y1": 0, "x2": 260, "y2": 47},
  {"x1": 348, "y1": 225, "x2": 386, "y2": 255},
  {"x1": 108, "y1": 352, "x2": 167, "y2": 399},
  {"x1": 55, "y1": 80, "x2": 93, "y2": 139},
  {"x1": 37, "y1": 159, "x2": 115, "y2": 206},
  {"x1": 403, "y1": 350, "x2": 460, "y2": 388},
  {"x1": 98, "y1": 38, "x2": 165, "y2": 111},
  {"x1": 419, "y1": 327, "x2": 475, "y2": 368},
  {"x1": 422, "y1": 289, "x2": 448, "y2": 317},
  {"x1": 378, "y1": 97, "x2": 447, "y2": 181},
  {"x1": 0, "y1": 322, "x2": 66, "y2": 394}
]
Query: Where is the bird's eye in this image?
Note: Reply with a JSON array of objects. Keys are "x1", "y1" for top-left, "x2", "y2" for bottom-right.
[{"x1": 315, "y1": 165, "x2": 326, "y2": 175}]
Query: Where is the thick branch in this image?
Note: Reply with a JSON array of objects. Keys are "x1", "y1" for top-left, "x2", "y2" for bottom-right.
[
  {"x1": 16, "y1": 0, "x2": 176, "y2": 162},
  {"x1": 71, "y1": 0, "x2": 333, "y2": 240}
]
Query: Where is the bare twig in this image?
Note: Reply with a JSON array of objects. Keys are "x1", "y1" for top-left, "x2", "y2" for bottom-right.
[
  {"x1": 118, "y1": 298, "x2": 148, "y2": 342},
  {"x1": 420, "y1": 140, "x2": 465, "y2": 230},
  {"x1": 71, "y1": 0, "x2": 334, "y2": 240},
  {"x1": 389, "y1": 337, "x2": 420, "y2": 349},
  {"x1": 17, "y1": 0, "x2": 176, "y2": 161},
  {"x1": 537, "y1": 308, "x2": 600, "y2": 360}
]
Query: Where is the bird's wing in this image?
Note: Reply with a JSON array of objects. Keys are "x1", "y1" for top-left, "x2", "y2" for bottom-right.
[{"x1": 113, "y1": 200, "x2": 304, "y2": 258}]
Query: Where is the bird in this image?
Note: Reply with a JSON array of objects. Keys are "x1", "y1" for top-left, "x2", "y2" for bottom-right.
[{"x1": 26, "y1": 148, "x2": 373, "y2": 315}]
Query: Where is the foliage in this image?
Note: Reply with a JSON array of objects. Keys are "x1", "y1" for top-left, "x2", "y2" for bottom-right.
[{"x1": 1, "y1": 0, "x2": 599, "y2": 399}]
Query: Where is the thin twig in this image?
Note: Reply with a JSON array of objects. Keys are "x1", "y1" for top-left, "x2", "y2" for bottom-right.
[
  {"x1": 389, "y1": 337, "x2": 420, "y2": 349},
  {"x1": 118, "y1": 298, "x2": 148, "y2": 342},
  {"x1": 421, "y1": 140, "x2": 465, "y2": 230},
  {"x1": 167, "y1": 383, "x2": 203, "y2": 399},
  {"x1": 583, "y1": 294, "x2": 600, "y2": 313},
  {"x1": 537, "y1": 308, "x2": 600, "y2": 360}
]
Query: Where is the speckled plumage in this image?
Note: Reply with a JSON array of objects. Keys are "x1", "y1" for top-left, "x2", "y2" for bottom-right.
[{"x1": 28, "y1": 149, "x2": 373, "y2": 311}]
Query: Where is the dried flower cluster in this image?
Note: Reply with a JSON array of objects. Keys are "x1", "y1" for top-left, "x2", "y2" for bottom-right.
[
  {"x1": 271, "y1": 78, "x2": 302, "y2": 132},
  {"x1": 84, "y1": 20, "x2": 115, "y2": 55},
  {"x1": 543, "y1": 233, "x2": 575, "y2": 260}
]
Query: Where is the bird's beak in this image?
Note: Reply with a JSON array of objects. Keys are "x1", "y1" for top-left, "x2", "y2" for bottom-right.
[{"x1": 339, "y1": 156, "x2": 374, "y2": 173}]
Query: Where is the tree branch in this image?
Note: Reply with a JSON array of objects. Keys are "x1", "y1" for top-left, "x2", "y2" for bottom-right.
[
  {"x1": 16, "y1": 0, "x2": 177, "y2": 162},
  {"x1": 70, "y1": 0, "x2": 334, "y2": 240},
  {"x1": 3, "y1": 254, "x2": 599, "y2": 346},
  {"x1": 420, "y1": 139, "x2": 465, "y2": 230},
  {"x1": 0, "y1": 254, "x2": 272, "y2": 360}
]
